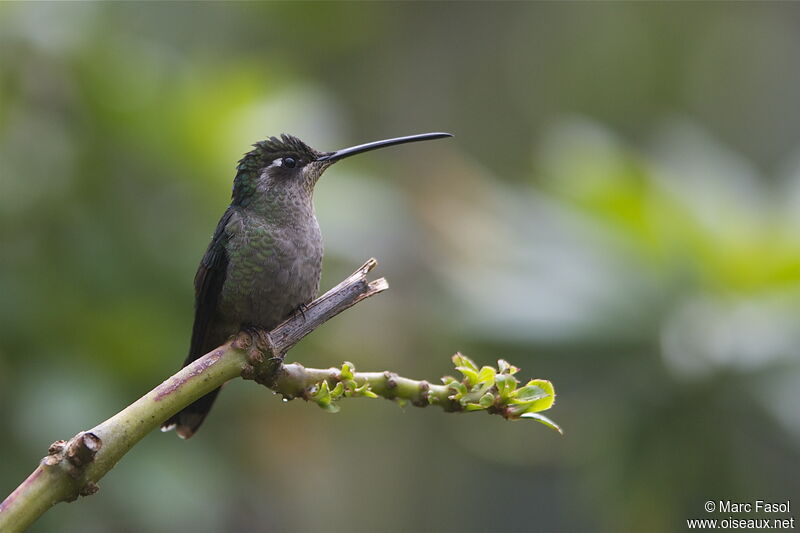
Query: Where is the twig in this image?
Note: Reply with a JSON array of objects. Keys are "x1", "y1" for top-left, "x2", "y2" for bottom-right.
[{"x1": 270, "y1": 356, "x2": 561, "y2": 427}]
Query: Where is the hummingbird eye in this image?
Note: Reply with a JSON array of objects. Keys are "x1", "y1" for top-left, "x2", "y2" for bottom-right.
[{"x1": 282, "y1": 157, "x2": 297, "y2": 169}]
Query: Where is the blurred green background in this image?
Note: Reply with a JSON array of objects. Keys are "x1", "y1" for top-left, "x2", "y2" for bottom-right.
[{"x1": 2, "y1": 2, "x2": 800, "y2": 532}]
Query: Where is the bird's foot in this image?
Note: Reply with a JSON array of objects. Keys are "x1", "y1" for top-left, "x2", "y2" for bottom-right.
[{"x1": 295, "y1": 302, "x2": 310, "y2": 322}]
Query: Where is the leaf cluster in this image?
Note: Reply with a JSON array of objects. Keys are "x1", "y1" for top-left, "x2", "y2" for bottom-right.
[
  {"x1": 307, "y1": 362, "x2": 378, "y2": 413},
  {"x1": 442, "y1": 353, "x2": 561, "y2": 433},
  {"x1": 303, "y1": 355, "x2": 561, "y2": 433}
]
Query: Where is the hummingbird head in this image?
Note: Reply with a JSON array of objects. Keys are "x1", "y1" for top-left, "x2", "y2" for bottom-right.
[{"x1": 232, "y1": 132, "x2": 452, "y2": 208}]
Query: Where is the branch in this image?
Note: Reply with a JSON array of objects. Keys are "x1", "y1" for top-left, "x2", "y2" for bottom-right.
[
  {"x1": 0, "y1": 259, "x2": 388, "y2": 533},
  {"x1": 0, "y1": 258, "x2": 561, "y2": 533},
  {"x1": 271, "y1": 356, "x2": 562, "y2": 429}
]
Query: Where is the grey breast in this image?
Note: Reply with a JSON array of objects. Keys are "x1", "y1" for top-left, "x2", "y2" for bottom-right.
[{"x1": 220, "y1": 212, "x2": 323, "y2": 329}]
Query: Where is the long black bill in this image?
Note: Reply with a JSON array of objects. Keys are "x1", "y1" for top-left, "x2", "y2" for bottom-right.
[{"x1": 317, "y1": 132, "x2": 453, "y2": 163}]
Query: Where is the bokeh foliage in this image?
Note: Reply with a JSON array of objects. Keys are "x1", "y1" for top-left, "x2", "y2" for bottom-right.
[{"x1": 2, "y1": 3, "x2": 800, "y2": 532}]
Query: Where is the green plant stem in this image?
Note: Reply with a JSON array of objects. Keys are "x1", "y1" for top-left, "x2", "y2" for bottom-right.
[
  {"x1": 270, "y1": 355, "x2": 560, "y2": 430},
  {"x1": 0, "y1": 343, "x2": 248, "y2": 533},
  {"x1": 274, "y1": 364, "x2": 461, "y2": 410}
]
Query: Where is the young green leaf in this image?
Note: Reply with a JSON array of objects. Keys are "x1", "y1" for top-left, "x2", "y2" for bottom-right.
[
  {"x1": 330, "y1": 381, "x2": 345, "y2": 399},
  {"x1": 510, "y1": 385, "x2": 548, "y2": 403},
  {"x1": 497, "y1": 359, "x2": 519, "y2": 375},
  {"x1": 341, "y1": 362, "x2": 355, "y2": 381},
  {"x1": 447, "y1": 381, "x2": 468, "y2": 399},
  {"x1": 476, "y1": 366, "x2": 496, "y2": 386},
  {"x1": 354, "y1": 383, "x2": 378, "y2": 398},
  {"x1": 319, "y1": 402, "x2": 341, "y2": 413},
  {"x1": 452, "y1": 353, "x2": 478, "y2": 372},
  {"x1": 456, "y1": 366, "x2": 479, "y2": 386},
  {"x1": 479, "y1": 392, "x2": 495, "y2": 408},
  {"x1": 520, "y1": 412, "x2": 563, "y2": 434},
  {"x1": 495, "y1": 374, "x2": 516, "y2": 400},
  {"x1": 513, "y1": 379, "x2": 556, "y2": 412}
]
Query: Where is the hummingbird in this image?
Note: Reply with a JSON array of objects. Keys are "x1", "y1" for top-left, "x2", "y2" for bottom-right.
[{"x1": 162, "y1": 132, "x2": 452, "y2": 438}]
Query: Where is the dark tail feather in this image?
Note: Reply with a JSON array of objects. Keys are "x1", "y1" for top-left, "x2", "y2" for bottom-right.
[{"x1": 161, "y1": 387, "x2": 222, "y2": 439}]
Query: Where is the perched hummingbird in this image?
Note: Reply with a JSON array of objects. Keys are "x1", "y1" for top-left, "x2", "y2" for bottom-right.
[{"x1": 162, "y1": 132, "x2": 452, "y2": 438}]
